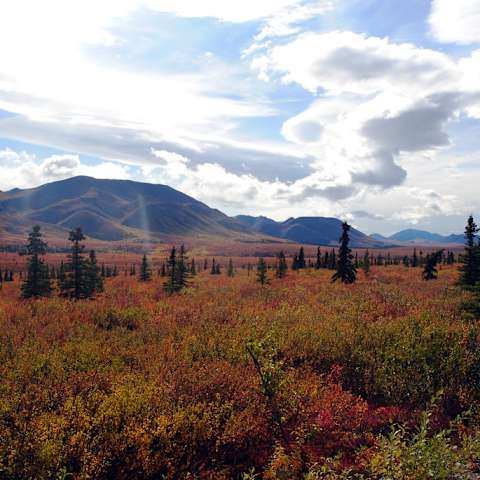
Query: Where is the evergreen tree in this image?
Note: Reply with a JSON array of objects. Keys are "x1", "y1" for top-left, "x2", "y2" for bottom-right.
[
  {"x1": 423, "y1": 250, "x2": 444, "y2": 281},
  {"x1": 20, "y1": 225, "x2": 52, "y2": 299},
  {"x1": 315, "y1": 247, "x2": 322, "y2": 270},
  {"x1": 59, "y1": 228, "x2": 89, "y2": 300},
  {"x1": 139, "y1": 254, "x2": 152, "y2": 282},
  {"x1": 163, "y1": 246, "x2": 189, "y2": 293},
  {"x1": 412, "y1": 248, "x2": 419, "y2": 268},
  {"x1": 190, "y1": 258, "x2": 196, "y2": 276},
  {"x1": 256, "y1": 257, "x2": 269, "y2": 285},
  {"x1": 85, "y1": 249, "x2": 103, "y2": 296},
  {"x1": 164, "y1": 247, "x2": 177, "y2": 294},
  {"x1": 211, "y1": 258, "x2": 217, "y2": 275},
  {"x1": 161, "y1": 262, "x2": 166, "y2": 277},
  {"x1": 362, "y1": 249, "x2": 371, "y2": 275},
  {"x1": 298, "y1": 247, "x2": 306, "y2": 269},
  {"x1": 291, "y1": 254, "x2": 299, "y2": 271},
  {"x1": 175, "y1": 245, "x2": 190, "y2": 289},
  {"x1": 204, "y1": 259, "x2": 208, "y2": 271},
  {"x1": 458, "y1": 215, "x2": 480, "y2": 287},
  {"x1": 331, "y1": 222, "x2": 357, "y2": 284},
  {"x1": 227, "y1": 258, "x2": 235, "y2": 277},
  {"x1": 215, "y1": 263, "x2": 221, "y2": 275},
  {"x1": 276, "y1": 250, "x2": 288, "y2": 279}
]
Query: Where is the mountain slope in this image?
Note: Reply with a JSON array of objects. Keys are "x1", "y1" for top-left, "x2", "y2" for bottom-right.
[
  {"x1": 236, "y1": 215, "x2": 384, "y2": 248},
  {"x1": 0, "y1": 176, "x2": 255, "y2": 241},
  {"x1": 380, "y1": 229, "x2": 464, "y2": 244}
]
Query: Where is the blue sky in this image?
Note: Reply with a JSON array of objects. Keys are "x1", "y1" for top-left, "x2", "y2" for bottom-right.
[{"x1": 0, "y1": 0, "x2": 479, "y2": 235}]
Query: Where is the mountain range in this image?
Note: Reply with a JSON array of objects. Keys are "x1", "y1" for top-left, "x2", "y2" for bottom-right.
[
  {"x1": 371, "y1": 229, "x2": 464, "y2": 245},
  {"x1": 0, "y1": 176, "x2": 464, "y2": 248}
]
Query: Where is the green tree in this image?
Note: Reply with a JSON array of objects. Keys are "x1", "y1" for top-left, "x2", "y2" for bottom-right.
[
  {"x1": 85, "y1": 249, "x2": 103, "y2": 296},
  {"x1": 275, "y1": 251, "x2": 288, "y2": 279},
  {"x1": 139, "y1": 254, "x2": 152, "y2": 282},
  {"x1": 331, "y1": 222, "x2": 357, "y2": 284},
  {"x1": 256, "y1": 257, "x2": 269, "y2": 285},
  {"x1": 423, "y1": 249, "x2": 443, "y2": 281},
  {"x1": 298, "y1": 247, "x2": 306, "y2": 269},
  {"x1": 59, "y1": 228, "x2": 89, "y2": 300},
  {"x1": 175, "y1": 245, "x2": 189, "y2": 289},
  {"x1": 458, "y1": 215, "x2": 480, "y2": 287},
  {"x1": 20, "y1": 225, "x2": 52, "y2": 299}
]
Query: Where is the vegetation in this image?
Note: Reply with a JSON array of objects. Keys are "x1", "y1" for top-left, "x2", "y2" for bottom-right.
[
  {"x1": 20, "y1": 225, "x2": 52, "y2": 299},
  {"x1": 332, "y1": 222, "x2": 357, "y2": 284},
  {"x1": 2, "y1": 217, "x2": 480, "y2": 478}
]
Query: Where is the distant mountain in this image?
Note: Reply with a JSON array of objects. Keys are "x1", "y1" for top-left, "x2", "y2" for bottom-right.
[
  {"x1": 370, "y1": 233, "x2": 388, "y2": 241},
  {"x1": 375, "y1": 229, "x2": 464, "y2": 245},
  {"x1": 0, "y1": 176, "x2": 257, "y2": 242},
  {"x1": 236, "y1": 215, "x2": 384, "y2": 248}
]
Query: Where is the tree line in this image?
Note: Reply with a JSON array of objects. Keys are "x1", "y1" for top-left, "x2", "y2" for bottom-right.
[{"x1": 3, "y1": 216, "x2": 479, "y2": 299}]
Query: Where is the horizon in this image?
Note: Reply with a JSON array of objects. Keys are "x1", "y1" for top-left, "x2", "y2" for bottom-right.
[
  {"x1": 0, "y1": 1, "x2": 479, "y2": 236},
  {"x1": 0, "y1": 174, "x2": 469, "y2": 238}
]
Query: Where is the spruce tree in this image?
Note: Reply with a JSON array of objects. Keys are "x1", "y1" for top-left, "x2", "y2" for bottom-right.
[
  {"x1": 256, "y1": 257, "x2": 269, "y2": 285},
  {"x1": 190, "y1": 258, "x2": 196, "y2": 276},
  {"x1": 211, "y1": 258, "x2": 217, "y2": 275},
  {"x1": 164, "y1": 247, "x2": 177, "y2": 294},
  {"x1": 85, "y1": 249, "x2": 103, "y2": 296},
  {"x1": 331, "y1": 222, "x2": 357, "y2": 284},
  {"x1": 362, "y1": 249, "x2": 371, "y2": 275},
  {"x1": 175, "y1": 245, "x2": 189, "y2": 289},
  {"x1": 139, "y1": 254, "x2": 152, "y2": 282},
  {"x1": 21, "y1": 225, "x2": 52, "y2": 299},
  {"x1": 276, "y1": 251, "x2": 288, "y2": 279},
  {"x1": 412, "y1": 248, "x2": 418, "y2": 268},
  {"x1": 227, "y1": 258, "x2": 235, "y2": 277},
  {"x1": 315, "y1": 247, "x2": 321, "y2": 269},
  {"x1": 423, "y1": 250, "x2": 444, "y2": 281},
  {"x1": 458, "y1": 215, "x2": 480, "y2": 287},
  {"x1": 298, "y1": 247, "x2": 306, "y2": 269},
  {"x1": 59, "y1": 228, "x2": 89, "y2": 300}
]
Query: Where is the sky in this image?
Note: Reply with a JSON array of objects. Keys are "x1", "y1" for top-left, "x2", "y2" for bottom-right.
[{"x1": 0, "y1": 0, "x2": 479, "y2": 235}]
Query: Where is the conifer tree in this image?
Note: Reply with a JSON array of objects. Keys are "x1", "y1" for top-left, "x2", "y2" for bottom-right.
[
  {"x1": 59, "y1": 228, "x2": 89, "y2": 300},
  {"x1": 332, "y1": 222, "x2": 357, "y2": 284},
  {"x1": 227, "y1": 258, "x2": 235, "y2": 277},
  {"x1": 291, "y1": 254, "x2": 299, "y2": 271},
  {"x1": 211, "y1": 258, "x2": 217, "y2": 275},
  {"x1": 298, "y1": 247, "x2": 306, "y2": 269},
  {"x1": 175, "y1": 245, "x2": 189, "y2": 289},
  {"x1": 21, "y1": 225, "x2": 52, "y2": 299},
  {"x1": 276, "y1": 250, "x2": 288, "y2": 279},
  {"x1": 85, "y1": 249, "x2": 103, "y2": 296},
  {"x1": 256, "y1": 257, "x2": 269, "y2": 285},
  {"x1": 161, "y1": 262, "x2": 166, "y2": 277},
  {"x1": 139, "y1": 254, "x2": 152, "y2": 282},
  {"x1": 412, "y1": 248, "x2": 419, "y2": 268},
  {"x1": 315, "y1": 247, "x2": 322, "y2": 270},
  {"x1": 204, "y1": 259, "x2": 208, "y2": 271},
  {"x1": 362, "y1": 249, "x2": 371, "y2": 275},
  {"x1": 164, "y1": 247, "x2": 177, "y2": 294},
  {"x1": 423, "y1": 250, "x2": 444, "y2": 281},
  {"x1": 459, "y1": 215, "x2": 480, "y2": 287},
  {"x1": 190, "y1": 258, "x2": 196, "y2": 276}
]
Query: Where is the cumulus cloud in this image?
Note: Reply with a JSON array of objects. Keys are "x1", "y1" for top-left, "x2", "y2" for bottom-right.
[
  {"x1": 429, "y1": 0, "x2": 480, "y2": 45},
  {"x1": 0, "y1": 149, "x2": 130, "y2": 191}
]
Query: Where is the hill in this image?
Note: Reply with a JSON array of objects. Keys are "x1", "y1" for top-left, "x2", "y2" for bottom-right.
[
  {"x1": 0, "y1": 176, "x2": 257, "y2": 242},
  {"x1": 236, "y1": 215, "x2": 385, "y2": 248}
]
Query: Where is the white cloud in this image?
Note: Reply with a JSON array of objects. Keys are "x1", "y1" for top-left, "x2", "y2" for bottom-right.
[
  {"x1": 429, "y1": 0, "x2": 480, "y2": 45},
  {"x1": 252, "y1": 31, "x2": 457, "y2": 94},
  {"x1": 0, "y1": 150, "x2": 130, "y2": 191}
]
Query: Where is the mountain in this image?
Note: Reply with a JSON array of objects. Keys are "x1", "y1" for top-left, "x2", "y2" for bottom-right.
[
  {"x1": 0, "y1": 176, "x2": 257, "y2": 242},
  {"x1": 380, "y1": 229, "x2": 464, "y2": 244},
  {"x1": 236, "y1": 215, "x2": 385, "y2": 248}
]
